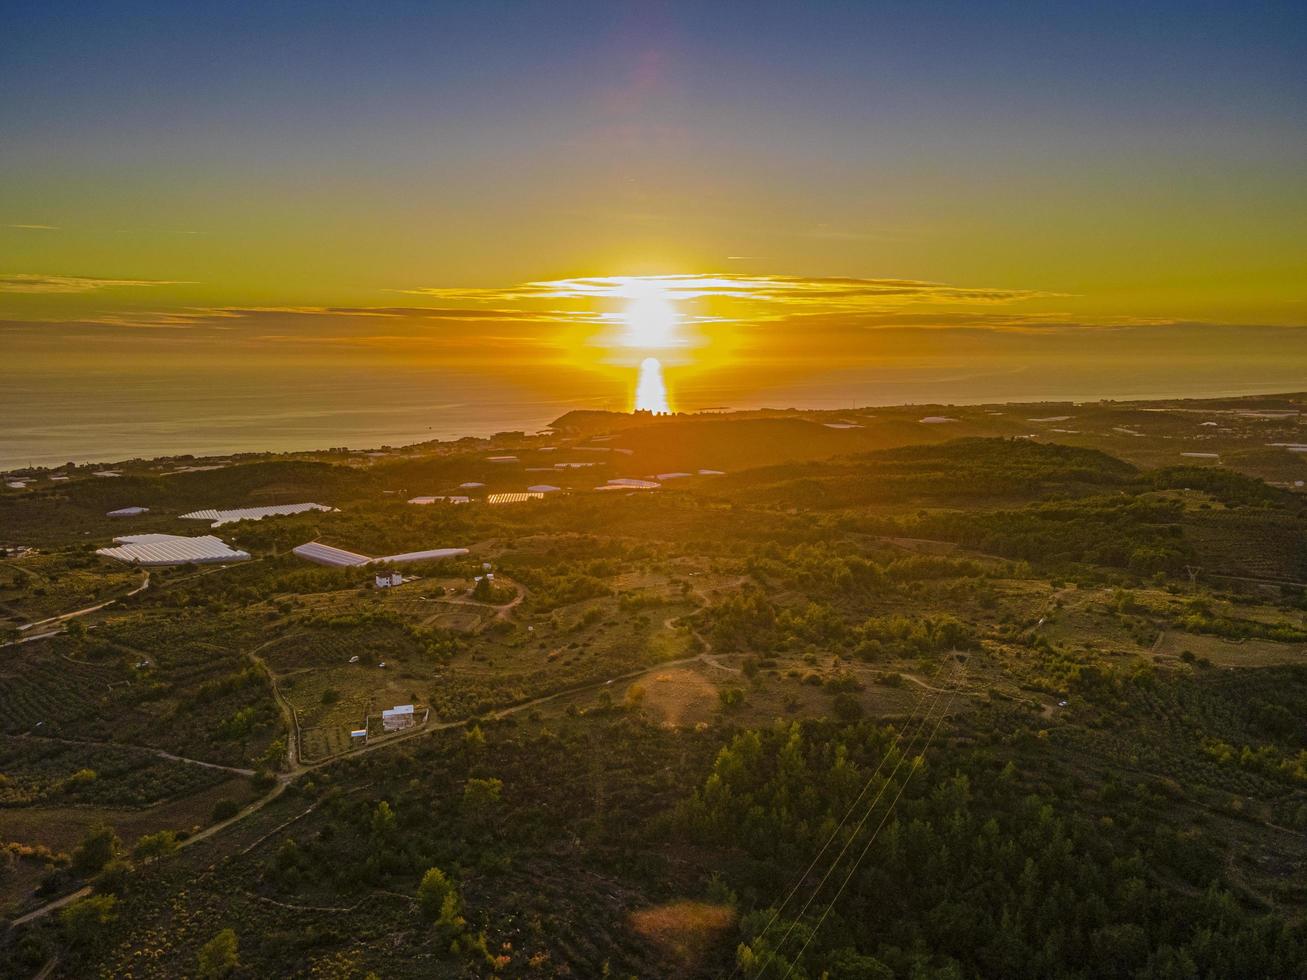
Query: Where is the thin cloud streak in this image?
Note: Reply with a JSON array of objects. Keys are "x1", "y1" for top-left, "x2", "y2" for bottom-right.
[
  {"x1": 397, "y1": 273, "x2": 1059, "y2": 309},
  {"x1": 0, "y1": 273, "x2": 191, "y2": 294}
]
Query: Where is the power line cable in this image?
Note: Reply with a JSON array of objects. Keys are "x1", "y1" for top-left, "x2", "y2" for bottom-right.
[
  {"x1": 778, "y1": 668, "x2": 966, "y2": 980},
  {"x1": 756, "y1": 660, "x2": 965, "y2": 978},
  {"x1": 723, "y1": 656, "x2": 955, "y2": 980}
]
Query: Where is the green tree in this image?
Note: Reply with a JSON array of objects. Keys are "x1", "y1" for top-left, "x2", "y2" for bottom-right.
[
  {"x1": 463, "y1": 777, "x2": 503, "y2": 810},
  {"x1": 463, "y1": 724, "x2": 486, "y2": 751},
  {"x1": 418, "y1": 866, "x2": 459, "y2": 921},
  {"x1": 133, "y1": 830, "x2": 179, "y2": 861},
  {"x1": 60, "y1": 894, "x2": 117, "y2": 948},
  {"x1": 71, "y1": 824, "x2": 121, "y2": 877},
  {"x1": 196, "y1": 928, "x2": 240, "y2": 979},
  {"x1": 371, "y1": 800, "x2": 397, "y2": 839},
  {"x1": 95, "y1": 859, "x2": 131, "y2": 896}
]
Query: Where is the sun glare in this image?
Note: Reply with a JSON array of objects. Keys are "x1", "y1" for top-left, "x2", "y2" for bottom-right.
[
  {"x1": 621, "y1": 279, "x2": 679, "y2": 349},
  {"x1": 635, "y1": 356, "x2": 671, "y2": 414}
]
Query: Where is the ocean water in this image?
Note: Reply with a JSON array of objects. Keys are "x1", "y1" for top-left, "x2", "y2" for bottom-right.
[
  {"x1": 0, "y1": 366, "x2": 615, "y2": 469},
  {"x1": 2, "y1": 355, "x2": 1305, "y2": 470}
]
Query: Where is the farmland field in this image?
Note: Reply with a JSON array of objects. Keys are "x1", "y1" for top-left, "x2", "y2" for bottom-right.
[{"x1": 5, "y1": 401, "x2": 1307, "y2": 978}]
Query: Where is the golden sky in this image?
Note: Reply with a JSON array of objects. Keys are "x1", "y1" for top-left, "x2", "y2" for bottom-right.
[{"x1": 3, "y1": 2, "x2": 1305, "y2": 413}]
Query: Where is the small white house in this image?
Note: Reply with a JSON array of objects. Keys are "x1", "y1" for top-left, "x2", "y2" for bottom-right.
[
  {"x1": 350, "y1": 729, "x2": 367, "y2": 743},
  {"x1": 107, "y1": 506, "x2": 150, "y2": 517},
  {"x1": 382, "y1": 704, "x2": 416, "y2": 732},
  {"x1": 375, "y1": 571, "x2": 403, "y2": 589}
]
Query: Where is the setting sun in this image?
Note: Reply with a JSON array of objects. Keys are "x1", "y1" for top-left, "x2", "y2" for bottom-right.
[{"x1": 620, "y1": 279, "x2": 680, "y2": 349}]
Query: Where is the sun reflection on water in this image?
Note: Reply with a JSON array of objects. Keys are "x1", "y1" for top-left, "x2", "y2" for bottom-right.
[{"x1": 635, "y1": 356, "x2": 671, "y2": 414}]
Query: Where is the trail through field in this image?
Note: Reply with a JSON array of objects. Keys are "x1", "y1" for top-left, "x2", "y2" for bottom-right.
[
  {"x1": 245, "y1": 635, "x2": 305, "y2": 770},
  {"x1": 9, "y1": 780, "x2": 289, "y2": 928},
  {"x1": 1, "y1": 561, "x2": 48, "y2": 586},
  {"x1": 701, "y1": 654, "x2": 739, "y2": 673},
  {"x1": 428, "y1": 575, "x2": 527, "y2": 625},
  {"x1": 16, "y1": 571, "x2": 150, "y2": 632},
  {"x1": 10, "y1": 583, "x2": 746, "y2": 928},
  {"x1": 13, "y1": 733, "x2": 257, "y2": 777},
  {"x1": 0, "y1": 629, "x2": 64, "y2": 649},
  {"x1": 899, "y1": 661, "x2": 1052, "y2": 716},
  {"x1": 8, "y1": 885, "x2": 92, "y2": 929}
]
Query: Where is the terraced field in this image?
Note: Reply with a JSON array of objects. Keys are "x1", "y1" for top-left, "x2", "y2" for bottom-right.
[{"x1": 0, "y1": 642, "x2": 125, "y2": 736}]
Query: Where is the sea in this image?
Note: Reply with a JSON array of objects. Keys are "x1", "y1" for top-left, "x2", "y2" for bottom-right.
[{"x1": 3, "y1": 358, "x2": 1304, "y2": 470}]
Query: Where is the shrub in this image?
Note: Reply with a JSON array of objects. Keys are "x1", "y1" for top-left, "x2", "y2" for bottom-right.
[
  {"x1": 832, "y1": 693, "x2": 865, "y2": 722},
  {"x1": 60, "y1": 894, "x2": 117, "y2": 948},
  {"x1": 134, "y1": 830, "x2": 179, "y2": 861},
  {"x1": 417, "y1": 866, "x2": 459, "y2": 920},
  {"x1": 71, "y1": 824, "x2": 121, "y2": 878},
  {"x1": 211, "y1": 799, "x2": 240, "y2": 823},
  {"x1": 463, "y1": 777, "x2": 504, "y2": 810},
  {"x1": 196, "y1": 928, "x2": 239, "y2": 979}
]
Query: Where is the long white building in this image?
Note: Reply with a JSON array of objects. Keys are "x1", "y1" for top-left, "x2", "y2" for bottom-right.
[
  {"x1": 97, "y1": 533, "x2": 251, "y2": 566},
  {"x1": 292, "y1": 541, "x2": 469, "y2": 568},
  {"x1": 180, "y1": 502, "x2": 335, "y2": 527}
]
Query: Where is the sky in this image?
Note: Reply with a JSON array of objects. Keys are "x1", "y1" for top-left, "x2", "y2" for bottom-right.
[{"x1": 2, "y1": 0, "x2": 1306, "y2": 435}]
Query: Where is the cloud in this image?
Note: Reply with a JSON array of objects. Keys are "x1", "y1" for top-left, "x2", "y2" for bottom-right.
[
  {"x1": 396, "y1": 273, "x2": 1056, "y2": 311},
  {"x1": 215, "y1": 305, "x2": 593, "y2": 323},
  {"x1": 5, "y1": 303, "x2": 595, "y2": 335},
  {"x1": 770, "y1": 309, "x2": 1178, "y2": 332},
  {"x1": 0, "y1": 273, "x2": 190, "y2": 294}
]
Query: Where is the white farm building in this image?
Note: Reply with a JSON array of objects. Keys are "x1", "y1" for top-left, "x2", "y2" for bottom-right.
[
  {"x1": 97, "y1": 533, "x2": 250, "y2": 566},
  {"x1": 180, "y1": 502, "x2": 335, "y2": 527},
  {"x1": 107, "y1": 506, "x2": 150, "y2": 517},
  {"x1": 487, "y1": 492, "x2": 544, "y2": 505},
  {"x1": 382, "y1": 704, "x2": 416, "y2": 732},
  {"x1": 292, "y1": 541, "x2": 469, "y2": 568}
]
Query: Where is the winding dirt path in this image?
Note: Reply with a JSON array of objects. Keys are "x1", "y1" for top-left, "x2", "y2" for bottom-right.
[
  {"x1": 11, "y1": 734, "x2": 256, "y2": 777},
  {"x1": 6, "y1": 577, "x2": 702, "y2": 930}
]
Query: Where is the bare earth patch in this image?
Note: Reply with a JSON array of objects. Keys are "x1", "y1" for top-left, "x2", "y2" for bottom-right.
[
  {"x1": 638, "y1": 669, "x2": 720, "y2": 728},
  {"x1": 630, "y1": 900, "x2": 736, "y2": 971}
]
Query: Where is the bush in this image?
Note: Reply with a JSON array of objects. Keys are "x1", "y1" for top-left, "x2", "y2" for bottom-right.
[
  {"x1": 196, "y1": 928, "x2": 239, "y2": 979},
  {"x1": 211, "y1": 799, "x2": 240, "y2": 823},
  {"x1": 134, "y1": 830, "x2": 179, "y2": 861},
  {"x1": 71, "y1": 824, "x2": 121, "y2": 878},
  {"x1": 832, "y1": 692, "x2": 865, "y2": 721},
  {"x1": 60, "y1": 894, "x2": 117, "y2": 948},
  {"x1": 463, "y1": 777, "x2": 503, "y2": 810},
  {"x1": 417, "y1": 866, "x2": 459, "y2": 921}
]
